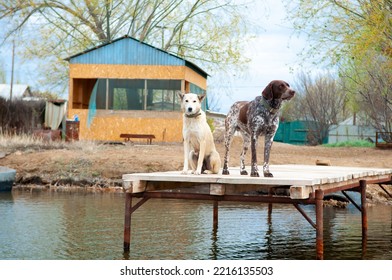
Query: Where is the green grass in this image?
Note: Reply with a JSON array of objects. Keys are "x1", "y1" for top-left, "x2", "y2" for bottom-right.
[{"x1": 323, "y1": 140, "x2": 374, "y2": 148}]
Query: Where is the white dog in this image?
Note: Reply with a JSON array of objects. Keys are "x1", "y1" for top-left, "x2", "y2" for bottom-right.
[{"x1": 177, "y1": 92, "x2": 221, "y2": 175}]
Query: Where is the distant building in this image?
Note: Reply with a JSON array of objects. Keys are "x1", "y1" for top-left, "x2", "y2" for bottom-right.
[
  {"x1": 328, "y1": 116, "x2": 376, "y2": 143},
  {"x1": 65, "y1": 35, "x2": 208, "y2": 142},
  {"x1": 275, "y1": 117, "x2": 376, "y2": 145},
  {"x1": 0, "y1": 84, "x2": 32, "y2": 100}
]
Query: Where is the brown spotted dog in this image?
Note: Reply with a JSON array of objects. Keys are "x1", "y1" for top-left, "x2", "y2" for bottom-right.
[{"x1": 222, "y1": 80, "x2": 295, "y2": 177}]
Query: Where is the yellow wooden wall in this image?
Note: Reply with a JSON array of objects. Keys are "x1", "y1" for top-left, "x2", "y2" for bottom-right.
[
  {"x1": 69, "y1": 64, "x2": 206, "y2": 88},
  {"x1": 68, "y1": 109, "x2": 184, "y2": 142},
  {"x1": 68, "y1": 63, "x2": 206, "y2": 142}
]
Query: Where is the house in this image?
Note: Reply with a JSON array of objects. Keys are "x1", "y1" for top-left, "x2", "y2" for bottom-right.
[
  {"x1": 65, "y1": 35, "x2": 208, "y2": 142},
  {"x1": 0, "y1": 84, "x2": 32, "y2": 100}
]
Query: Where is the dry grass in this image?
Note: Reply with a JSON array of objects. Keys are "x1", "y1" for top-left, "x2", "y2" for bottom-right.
[{"x1": 0, "y1": 133, "x2": 102, "y2": 154}]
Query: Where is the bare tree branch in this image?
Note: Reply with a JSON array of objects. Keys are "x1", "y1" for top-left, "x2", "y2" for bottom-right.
[{"x1": 294, "y1": 72, "x2": 347, "y2": 144}]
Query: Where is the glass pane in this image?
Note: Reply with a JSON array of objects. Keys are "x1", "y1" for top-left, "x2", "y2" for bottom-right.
[
  {"x1": 95, "y1": 79, "x2": 107, "y2": 109},
  {"x1": 190, "y1": 83, "x2": 207, "y2": 111},
  {"x1": 190, "y1": 83, "x2": 204, "y2": 94},
  {"x1": 146, "y1": 80, "x2": 181, "y2": 111},
  {"x1": 108, "y1": 79, "x2": 145, "y2": 110}
]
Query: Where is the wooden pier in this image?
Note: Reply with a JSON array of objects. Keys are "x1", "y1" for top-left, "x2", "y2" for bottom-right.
[{"x1": 122, "y1": 164, "x2": 392, "y2": 259}]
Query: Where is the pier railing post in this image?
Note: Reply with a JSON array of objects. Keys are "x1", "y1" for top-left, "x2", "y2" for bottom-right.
[
  {"x1": 315, "y1": 189, "x2": 324, "y2": 260},
  {"x1": 123, "y1": 193, "x2": 132, "y2": 252}
]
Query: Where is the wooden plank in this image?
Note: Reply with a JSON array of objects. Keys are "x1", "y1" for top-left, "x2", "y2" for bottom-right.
[
  {"x1": 223, "y1": 184, "x2": 275, "y2": 195},
  {"x1": 270, "y1": 165, "x2": 392, "y2": 182},
  {"x1": 145, "y1": 181, "x2": 210, "y2": 192},
  {"x1": 122, "y1": 165, "x2": 392, "y2": 198},
  {"x1": 123, "y1": 170, "x2": 319, "y2": 186},
  {"x1": 290, "y1": 174, "x2": 392, "y2": 199},
  {"x1": 210, "y1": 184, "x2": 225, "y2": 196},
  {"x1": 123, "y1": 180, "x2": 132, "y2": 192},
  {"x1": 290, "y1": 185, "x2": 314, "y2": 199},
  {"x1": 123, "y1": 180, "x2": 146, "y2": 193},
  {"x1": 271, "y1": 165, "x2": 364, "y2": 179}
]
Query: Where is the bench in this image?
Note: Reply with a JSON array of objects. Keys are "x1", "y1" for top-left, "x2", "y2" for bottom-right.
[{"x1": 120, "y1": 134, "x2": 156, "y2": 145}]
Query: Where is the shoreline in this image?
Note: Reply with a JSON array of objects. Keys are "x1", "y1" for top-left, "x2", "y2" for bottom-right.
[
  {"x1": 2, "y1": 138, "x2": 391, "y2": 205},
  {"x1": 9, "y1": 179, "x2": 392, "y2": 206}
]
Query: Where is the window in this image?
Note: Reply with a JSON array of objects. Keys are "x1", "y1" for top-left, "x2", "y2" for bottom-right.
[
  {"x1": 90, "y1": 79, "x2": 201, "y2": 111},
  {"x1": 190, "y1": 83, "x2": 204, "y2": 94},
  {"x1": 146, "y1": 80, "x2": 181, "y2": 111},
  {"x1": 190, "y1": 83, "x2": 208, "y2": 111},
  {"x1": 108, "y1": 79, "x2": 144, "y2": 110}
]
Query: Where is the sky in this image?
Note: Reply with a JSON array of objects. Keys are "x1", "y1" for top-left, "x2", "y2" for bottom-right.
[
  {"x1": 208, "y1": 0, "x2": 307, "y2": 113},
  {"x1": 0, "y1": 0, "x2": 309, "y2": 114}
]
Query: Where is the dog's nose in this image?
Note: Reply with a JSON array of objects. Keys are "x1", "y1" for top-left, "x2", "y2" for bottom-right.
[{"x1": 187, "y1": 107, "x2": 193, "y2": 112}]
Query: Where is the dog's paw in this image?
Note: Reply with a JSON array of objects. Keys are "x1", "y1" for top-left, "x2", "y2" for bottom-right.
[
  {"x1": 181, "y1": 170, "x2": 188, "y2": 175},
  {"x1": 263, "y1": 172, "x2": 274, "y2": 177},
  {"x1": 250, "y1": 170, "x2": 260, "y2": 177},
  {"x1": 202, "y1": 170, "x2": 213, "y2": 174},
  {"x1": 222, "y1": 169, "x2": 230, "y2": 175},
  {"x1": 240, "y1": 170, "x2": 248, "y2": 175}
]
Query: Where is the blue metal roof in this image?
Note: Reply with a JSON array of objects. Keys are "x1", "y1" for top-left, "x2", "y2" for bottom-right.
[{"x1": 65, "y1": 36, "x2": 208, "y2": 78}]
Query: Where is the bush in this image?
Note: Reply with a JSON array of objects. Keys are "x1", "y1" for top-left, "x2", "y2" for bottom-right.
[
  {"x1": 207, "y1": 118, "x2": 215, "y2": 132},
  {"x1": 0, "y1": 97, "x2": 45, "y2": 134}
]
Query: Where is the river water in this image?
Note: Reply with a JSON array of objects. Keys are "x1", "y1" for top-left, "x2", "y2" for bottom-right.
[{"x1": 0, "y1": 190, "x2": 391, "y2": 260}]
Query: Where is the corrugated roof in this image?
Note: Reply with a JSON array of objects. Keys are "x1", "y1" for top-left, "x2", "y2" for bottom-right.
[
  {"x1": 64, "y1": 35, "x2": 208, "y2": 78},
  {"x1": 0, "y1": 84, "x2": 31, "y2": 100}
]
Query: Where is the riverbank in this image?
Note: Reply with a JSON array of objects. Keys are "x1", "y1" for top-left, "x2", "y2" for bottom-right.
[{"x1": 1, "y1": 136, "x2": 391, "y2": 204}]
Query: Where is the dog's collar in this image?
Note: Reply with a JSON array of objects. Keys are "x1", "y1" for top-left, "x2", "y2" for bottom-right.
[
  {"x1": 185, "y1": 112, "x2": 202, "y2": 118},
  {"x1": 260, "y1": 97, "x2": 279, "y2": 114}
]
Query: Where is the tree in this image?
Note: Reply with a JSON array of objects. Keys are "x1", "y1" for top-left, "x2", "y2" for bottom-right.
[
  {"x1": 341, "y1": 56, "x2": 392, "y2": 141},
  {"x1": 285, "y1": 0, "x2": 392, "y2": 139},
  {"x1": 30, "y1": 89, "x2": 60, "y2": 100},
  {"x1": 293, "y1": 72, "x2": 347, "y2": 145},
  {"x1": 284, "y1": 0, "x2": 392, "y2": 66},
  {"x1": 0, "y1": 0, "x2": 252, "y2": 93},
  {"x1": 0, "y1": 58, "x2": 6, "y2": 83}
]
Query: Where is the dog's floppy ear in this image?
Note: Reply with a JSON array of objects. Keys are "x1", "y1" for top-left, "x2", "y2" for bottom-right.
[
  {"x1": 198, "y1": 93, "x2": 206, "y2": 103},
  {"x1": 262, "y1": 82, "x2": 273, "y2": 100},
  {"x1": 176, "y1": 91, "x2": 185, "y2": 101}
]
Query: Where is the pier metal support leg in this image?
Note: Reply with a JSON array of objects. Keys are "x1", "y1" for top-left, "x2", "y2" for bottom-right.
[
  {"x1": 360, "y1": 180, "x2": 368, "y2": 257},
  {"x1": 123, "y1": 193, "x2": 132, "y2": 252},
  {"x1": 378, "y1": 184, "x2": 392, "y2": 198},
  {"x1": 293, "y1": 203, "x2": 316, "y2": 229},
  {"x1": 315, "y1": 189, "x2": 324, "y2": 260},
  {"x1": 268, "y1": 188, "x2": 273, "y2": 222},
  {"x1": 213, "y1": 200, "x2": 219, "y2": 232}
]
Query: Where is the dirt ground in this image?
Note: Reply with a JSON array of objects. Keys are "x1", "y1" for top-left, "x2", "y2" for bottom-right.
[{"x1": 1, "y1": 136, "x2": 392, "y2": 203}]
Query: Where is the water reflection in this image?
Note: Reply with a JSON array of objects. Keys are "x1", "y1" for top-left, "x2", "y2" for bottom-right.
[{"x1": 0, "y1": 190, "x2": 391, "y2": 260}]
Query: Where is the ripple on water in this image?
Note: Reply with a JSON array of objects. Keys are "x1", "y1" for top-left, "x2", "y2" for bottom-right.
[{"x1": 0, "y1": 191, "x2": 391, "y2": 260}]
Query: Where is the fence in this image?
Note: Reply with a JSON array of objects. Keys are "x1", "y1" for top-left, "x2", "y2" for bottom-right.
[{"x1": 275, "y1": 121, "x2": 328, "y2": 145}]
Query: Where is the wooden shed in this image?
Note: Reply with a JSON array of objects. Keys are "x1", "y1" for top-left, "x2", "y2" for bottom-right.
[{"x1": 65, "y1": 35, "x2": 208, "y2": 143}]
